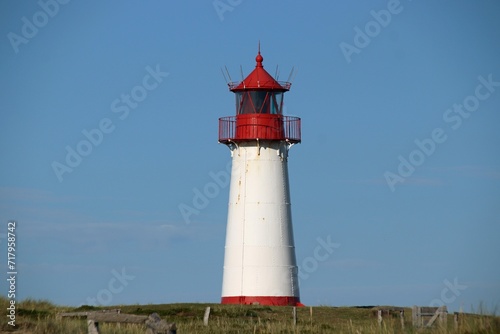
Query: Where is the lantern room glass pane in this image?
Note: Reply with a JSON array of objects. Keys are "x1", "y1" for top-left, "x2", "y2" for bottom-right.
[
  {"x1": 241, "y1": 92, "x2": 254, "y2": 114},
  {"x1": 235, "y1": 91, "x2": 284, "y2": 114},
  {"x1": 250, "y1": 91, "x2": 269, "y2": 113},
  {"x1": 271, "y1": 92, "x2": 283, "y2": 114},
  {"x1": 235, "y1": 92, "x2": 243, "y2": 114}
]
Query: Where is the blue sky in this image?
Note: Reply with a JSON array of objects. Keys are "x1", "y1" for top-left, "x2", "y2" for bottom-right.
[{"x1": 1, "y1": 1, "x2": 499, "y2": 312}]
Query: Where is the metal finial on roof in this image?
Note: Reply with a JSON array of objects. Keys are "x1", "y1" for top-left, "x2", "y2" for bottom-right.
[
  {"x1": 256, "y1": 41, "x2": 263, "y2": 67},
  {"x1": 230, "y1": 49, "x2": 289, "y2": 91}
]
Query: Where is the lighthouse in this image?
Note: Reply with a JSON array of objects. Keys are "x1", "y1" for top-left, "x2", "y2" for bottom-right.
[{"x1": 218, "y1": 50, "x2": 302, "y2": 306}]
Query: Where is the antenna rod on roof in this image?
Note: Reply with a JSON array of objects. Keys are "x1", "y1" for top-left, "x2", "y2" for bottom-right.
[
  {"x1": 275, "y1": 65, "x2": 279, "y2": 80},
  {"x1": 225, "y1": 66, "x2": 233, "y2": 83},
  {"x1": 290, "y1": 67, "x2": 298, "y2": 84},
  {"x1": 221, "y1": 67, "x2": 229, "y2": 85},
  {"x1": 286, "y1": 66, "x2": 295, "y2": 83},
  {"x1": 240, "y1": 65, "x2": 244, "y2": 81}
]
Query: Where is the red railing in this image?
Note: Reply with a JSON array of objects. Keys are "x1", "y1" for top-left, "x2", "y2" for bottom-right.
[
  {"x1": 219, "y1": 115, "x2": 301, "y2": 144},
  {"x1": 228, "y1": 81, "x2": 292, "y2": 90}
]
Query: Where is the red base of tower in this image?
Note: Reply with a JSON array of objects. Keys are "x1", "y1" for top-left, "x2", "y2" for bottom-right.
[{"x1": 221, "y1": 296, "x2": 303, "y2": 306}]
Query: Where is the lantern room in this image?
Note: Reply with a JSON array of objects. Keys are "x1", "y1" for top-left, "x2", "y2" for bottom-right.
[{"x1": 218, "y1": 51, "x2": 301, "y2": 144}]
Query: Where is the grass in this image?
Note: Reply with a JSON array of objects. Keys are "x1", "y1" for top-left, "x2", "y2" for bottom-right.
[{"x1": 1, "y1": 296, "x2": 499, "y2": 333}]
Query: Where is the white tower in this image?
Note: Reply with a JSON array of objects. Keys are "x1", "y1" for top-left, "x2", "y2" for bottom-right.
[{"x1": 218, "y1": 50, "x2": 302, "y2": 306}]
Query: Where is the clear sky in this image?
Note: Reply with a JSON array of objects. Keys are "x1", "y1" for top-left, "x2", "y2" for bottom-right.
[{"x1": 1, "y1": 1, "x2": 499, "y2": 312}]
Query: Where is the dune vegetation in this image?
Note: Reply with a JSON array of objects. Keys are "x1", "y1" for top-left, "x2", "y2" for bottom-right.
[{"x1": 1, "y1": 297, "x2": 499, "y2": 333}]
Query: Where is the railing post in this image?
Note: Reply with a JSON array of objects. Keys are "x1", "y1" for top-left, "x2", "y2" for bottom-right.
[
  {"x1": 87, "y1": 319, "x2": 100, "y2": 334},
  {"x1": 203, "y1": 307, "x2": 210, "y2": 326},
  {"x1": 412, "y1": 305, "x2": 418, "y2": 327}
]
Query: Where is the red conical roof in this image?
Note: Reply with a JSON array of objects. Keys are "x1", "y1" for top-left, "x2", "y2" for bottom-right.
[{"x1": 229, "y1": 51, "x2": 290, "y2": 92}]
